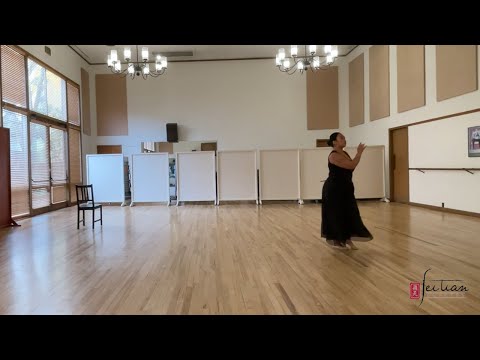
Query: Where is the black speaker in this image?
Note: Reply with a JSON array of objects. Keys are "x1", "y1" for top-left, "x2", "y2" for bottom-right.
[{"x1": 166, "y1": 123, "x2": 178, "y2": 143}]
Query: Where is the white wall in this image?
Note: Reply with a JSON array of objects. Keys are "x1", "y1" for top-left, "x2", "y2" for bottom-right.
[
  {"x1": 92, "y1": 59, "x2": 338, "y2": 158},
  {"x1": 409, "y1": 114, "x2": 480, "y2": 213},
  {"x1": 337, "y1": 45, "x2": 480, "y2": 213},
  {"x1": 19, "y1": 45, "x2": 97, "y2": 180}
]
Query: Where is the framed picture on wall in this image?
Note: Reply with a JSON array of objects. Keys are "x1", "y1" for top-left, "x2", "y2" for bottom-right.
[{"x1": 468, "y1": 126, "x2": 480, "y2": 157}]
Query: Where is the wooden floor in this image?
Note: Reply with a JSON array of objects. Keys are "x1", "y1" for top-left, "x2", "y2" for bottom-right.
[{"x1": 0, "y1": 201, "x2": 479, "y2": 314}]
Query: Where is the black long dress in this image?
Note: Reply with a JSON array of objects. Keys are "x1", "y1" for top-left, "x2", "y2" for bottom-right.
[{"x1": 321, "y1": 150, "x2": 373, "y2": 243}]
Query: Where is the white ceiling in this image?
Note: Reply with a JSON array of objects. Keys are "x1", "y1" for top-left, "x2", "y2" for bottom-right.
[{"x1": 72, "y1": 45, "x2": 357, "y2": 64}]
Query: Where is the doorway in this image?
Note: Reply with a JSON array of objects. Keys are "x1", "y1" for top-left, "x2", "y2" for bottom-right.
[
  {"x1": 30, "y1": 121, "x2": 68, "y2": 215},
  {"x1": 97, "y1": 145, "x2": 122, "y2": 154},
  {"x1": 390, "y1": 127, "x2": 409, "y2": 203}
]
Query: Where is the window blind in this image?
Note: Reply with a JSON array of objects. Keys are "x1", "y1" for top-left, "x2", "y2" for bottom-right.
[
  {"x1": 2, "y1": 109, "x2": 29, "y2": 217},
  {"x1": 1, "y1": 45, "x2": 27, "y2": 108}
]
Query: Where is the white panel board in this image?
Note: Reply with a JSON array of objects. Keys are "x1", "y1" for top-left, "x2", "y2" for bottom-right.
[
  {"x1": 176, "y1": 152, "x2": 216, "y2": 202},
  {"x1": 86, "y1": 154, "x2": 125, "y2": 203},
  {"x1": 131, "y1": 153, "x2": 169, "y2": 203},
  {"x1": 300, "y1": 148, "x2": 331, "y2": 200},
  {"x1": 217, "y1": 150, "x2": 257, "y2": 202},
  {"x1": 259, "y1": 149, "x2": 300, "y2": 201}
]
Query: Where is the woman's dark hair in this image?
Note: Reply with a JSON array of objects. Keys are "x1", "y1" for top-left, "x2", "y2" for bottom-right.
[{"x1": 327, "y1": 132, "x2": 340, "y2": 147}]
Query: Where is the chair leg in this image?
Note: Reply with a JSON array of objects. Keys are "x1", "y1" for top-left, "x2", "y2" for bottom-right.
[
  {"x1": 83, "y1": 210, "x2": 85, "y2": 226},
  {"x1": 77, "y1": 209, "x2": 80, "y2": 229},
  {"x1": 92, "y1": 209, "x2": 95, "y2": 229},
  {"x1": 100, "y1": 206, "x2": 103, "y2": 225}
]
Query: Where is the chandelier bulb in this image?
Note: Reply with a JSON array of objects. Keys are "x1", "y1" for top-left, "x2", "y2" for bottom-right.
[
  {"x1": 331, "y1": 46, "x2": 338, "y2": 58},
  {"x1": 124, "y1": 48, "x2": 131, "y2": 61},
  {"x1": 291, "y1": 45, "x2": 298, "y2": 57},
  {"x1": 142, "y1": 47, "x2": 149, "y2": 62}
]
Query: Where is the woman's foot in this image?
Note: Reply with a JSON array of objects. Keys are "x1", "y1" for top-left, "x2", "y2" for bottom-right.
[
  {"x1": 350, "y1": 235, "x2": 373, "y2": 242},
  {"x1": 333, "y1": 240, "x2": 347, "y2": 249},
  {"x1": 346, "y1": 239, "x2": 359, "y2": 250}
]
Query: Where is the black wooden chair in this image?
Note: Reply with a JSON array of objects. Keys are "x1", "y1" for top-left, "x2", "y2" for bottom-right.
[{"x1": 76, "y1": 184, "x2": 102, "y2": 229}]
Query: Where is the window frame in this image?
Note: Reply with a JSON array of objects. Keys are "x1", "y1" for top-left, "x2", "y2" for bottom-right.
[{"x1": 1, "y1": 45, "x2": 83, "y2": 219}]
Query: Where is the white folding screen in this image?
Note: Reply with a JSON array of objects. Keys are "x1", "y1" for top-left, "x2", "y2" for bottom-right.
[
  {"x1": 258, "y1": 147, "x2": 384, "y2": 203},
  {"x1": 259, "y1": 149, "x2": 300, "y2": 203},
  {"x1": 84, "y1": 147, "x2": 384, "y2": 207},
  {"x1": 300, "y1": 148, "x2": 331, "y2": 200},
  {"x1": 131, "y1": 153, "x2": 170, "y2": 205},
  {"x1": 217, "y1": 150, "x2": 257, "y2": 204},
  {"x1": 86, "y1": 154, "x2": 125, "y2": 204},
  {"x1": 176, "y1": 151, "x2": 216, "y2": 204}
]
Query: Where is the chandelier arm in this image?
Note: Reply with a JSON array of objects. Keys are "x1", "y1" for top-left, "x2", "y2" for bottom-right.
[
  {"x1": 109, "y1": 66, "x2": 130, "y2": 76},
  {"x1": 148, "y1": 67, "x2": 166, "y2": 77},
  {"x1": 292, "y1": 55, "x2": 309, "y2": 60},
  {"x1": 145, "y1": 64, "x2": 166, "y2": 77},
  {"x1": 290, "y1": 57, "x2": 300, "y2": 67},
  {"x1": 319, "y1": 63, "x2": 331, "y2": 70},
  {"x1": 287, "y1": 67, "x2": 298, "y2": 75},
  {"x1": 278, "y1": 57, "x2": 300, "y2": 73}
]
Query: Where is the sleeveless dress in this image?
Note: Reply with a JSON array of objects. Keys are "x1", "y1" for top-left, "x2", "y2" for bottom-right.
[{"x1": 321, "y1": 150, "x2": 373, "y2": 243}]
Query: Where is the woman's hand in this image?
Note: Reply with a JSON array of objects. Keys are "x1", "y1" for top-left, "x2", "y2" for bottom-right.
[{"x1": 357, "y1": 143, "x2": 367, "y2": 154}]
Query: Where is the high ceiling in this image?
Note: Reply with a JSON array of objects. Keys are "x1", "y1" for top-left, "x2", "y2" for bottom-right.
[{"x1": 71, "y1": 45, "x2": 358, "y2": 64}]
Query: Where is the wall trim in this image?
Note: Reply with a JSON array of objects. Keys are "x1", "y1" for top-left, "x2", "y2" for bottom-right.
[
  {"x1": 409, "y1": 201, "x2": 480, "y2": 218},
  {"x1": 390, "y1": 107, "x2": 480, "y2": 131}
]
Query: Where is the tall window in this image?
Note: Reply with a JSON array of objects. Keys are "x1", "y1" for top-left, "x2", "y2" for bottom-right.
[
  {"x1": 2, "y1": 45, "x2": 29, "y2": 217},
  {"x1": 30, "y1": 122, "x2": 50, "y2": 209},
  {"x1": 67, "y1": 82, "x2": 80, "y2": 126},
  {"x1": 27, "y1": 58, "x2": 67, "y2": 121},
  {"x1": 1, "y1": 45, "x2": 83, "y2": 218},
  {"x1": 27, "y1": 59, "x2": 47, "y2": 114},
  {"x1": 2, "y1": 110, "x2": 30, "y2": 217},
  {"x1": 50, "y1": 127, "x2": 68, "y2": 204},
  {"x1": 46, "y1": 70, "x2": 67, "y2": 121},
  {"x1": 1, "y1": 45, "x2": 27, "y2": 108},
  {"x1": 68, "y1": 128, "x2": 82, "y2": 202}
]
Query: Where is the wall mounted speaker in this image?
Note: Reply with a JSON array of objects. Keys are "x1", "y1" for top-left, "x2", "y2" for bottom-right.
[{"x1": 166, "y1": 123, "x2": 178, "y2": 143}]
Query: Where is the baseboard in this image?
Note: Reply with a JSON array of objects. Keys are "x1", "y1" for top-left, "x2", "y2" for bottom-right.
[{"x1": 408, "y1": 202, "x2": 480, "y2": 218}]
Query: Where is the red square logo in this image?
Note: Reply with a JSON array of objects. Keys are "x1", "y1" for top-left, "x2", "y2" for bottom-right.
[{"x1": 410, "y1": 282, "x2": 420, "y2": 299}]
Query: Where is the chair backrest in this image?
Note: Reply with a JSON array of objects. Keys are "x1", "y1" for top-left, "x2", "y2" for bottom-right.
[{"x1": 76, "y1": 185, "x2": 95, "y2": 207}]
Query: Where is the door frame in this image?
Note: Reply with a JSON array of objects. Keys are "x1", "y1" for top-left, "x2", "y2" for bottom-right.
[{"x1": 389, "y1": 125, "x2": 409, "y2": 203}]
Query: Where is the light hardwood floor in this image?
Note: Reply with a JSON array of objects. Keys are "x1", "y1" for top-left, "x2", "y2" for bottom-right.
[{"x1": 0, "y1": 202, "x2": 479, "y2": 314}]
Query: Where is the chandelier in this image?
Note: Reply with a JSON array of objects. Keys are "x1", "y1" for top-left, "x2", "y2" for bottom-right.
[
  {"x1": 107, "y1": 45, "x2": 168, "y2": 79},
  {"x1": 275, "y1": 45, "x2": 338, "y2": 74}
]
